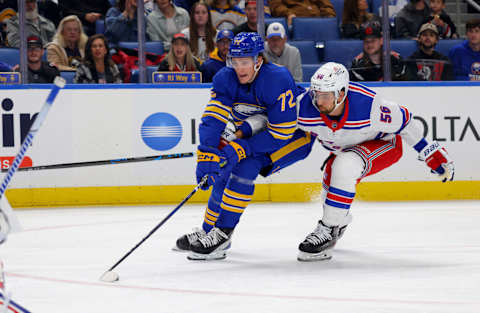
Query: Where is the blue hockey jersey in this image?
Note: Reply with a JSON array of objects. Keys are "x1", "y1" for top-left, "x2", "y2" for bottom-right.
[{"x1": 200, "y1": 62, "x2": 300, "y2": 155}]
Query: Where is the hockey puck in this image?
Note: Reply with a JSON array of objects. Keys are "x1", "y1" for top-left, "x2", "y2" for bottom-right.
[{"x1": 99, "y1": 271, "x2": 119, "y2": 283}]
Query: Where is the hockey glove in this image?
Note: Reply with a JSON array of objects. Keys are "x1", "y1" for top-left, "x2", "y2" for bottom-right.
[
  {"x1": 219, "y1": 139, "x2": 251, "y2": 179},
  {"x1": 196, "y1": 145, "x2": 222, "y2": 190},
  {"x1": 418, "y1": 141, "x2": 455, "y2": 182}
]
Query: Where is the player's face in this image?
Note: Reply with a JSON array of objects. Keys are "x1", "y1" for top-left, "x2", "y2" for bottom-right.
[
  {"x1": 91, "y1": 38, "x2": 107, "y2": 61},
  {"x1": 194, "y1": 4, "x2": 209, "y2": 26},
  {"x1": 363, "y1": 37, "x2": 382, "y2": 56},
  {"x1": 419, "y1": 30, "x2": 438, "y2": 49},
  {"x1": 27, "y1": 46, "x2": 43, "y2": 63},
  {"x1": 231, "y1": 57, "x2": 256, "y2": 84},
  {"x1": 314, "y1": 91, "x2": 336, "y2": 114},
  {"x1": 467, "y1": 27, "x2": 480, "y2": 46}
]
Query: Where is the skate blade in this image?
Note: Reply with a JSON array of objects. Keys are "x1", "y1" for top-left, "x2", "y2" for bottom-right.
[
  {"x1": 297, "y1": 250, "x2": 332, "y2": 262},
  {"x1": 187, "y1": 251, "x2": 226, "y2": 261}
]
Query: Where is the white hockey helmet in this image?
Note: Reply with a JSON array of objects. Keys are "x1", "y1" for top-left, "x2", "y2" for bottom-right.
[{"x1": 310, "y1": 62, "x2": 349, "y2": 111}]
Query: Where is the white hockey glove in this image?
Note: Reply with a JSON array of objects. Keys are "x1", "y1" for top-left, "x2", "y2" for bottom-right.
[
  {"x1": 219, "y1": 114, "x2": 268, "y2": 148},
  {"x1": 418, "y1": 141, "x2": 455, "y2": 182}
]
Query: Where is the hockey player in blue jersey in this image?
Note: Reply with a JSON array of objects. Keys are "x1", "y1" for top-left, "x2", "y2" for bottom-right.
[
  {"x1": 174, "y1": 32, "x2": 314, "y2": 260},
  {"x1": 294, "y1": 62, "x2": 455, "y2": 261}
]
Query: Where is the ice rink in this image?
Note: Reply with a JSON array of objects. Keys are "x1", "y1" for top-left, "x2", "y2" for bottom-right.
[{"x1": 1, "y1": 199, "x2": 480, "y2": 313}]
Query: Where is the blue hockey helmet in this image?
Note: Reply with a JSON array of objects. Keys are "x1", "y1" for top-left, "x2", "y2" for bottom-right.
[{"x1": 228, "y1": 32, "x2": 264, "y2": 58}]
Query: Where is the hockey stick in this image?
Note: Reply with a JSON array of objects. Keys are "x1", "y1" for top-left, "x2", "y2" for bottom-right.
[
  {"x1": 3, "y1": 152, "x2": 194, "y2": 172},
  {"x1": 99, "y1": 175, "x2": 208, "y2": 283},
  {"x1": 0, "y1": 77, "x2": 65, "y2": 242}
]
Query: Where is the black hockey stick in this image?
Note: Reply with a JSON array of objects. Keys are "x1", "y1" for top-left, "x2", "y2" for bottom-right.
[
  {"x1": 99, "y1": 176, "x2": 208, "y2": 283},
  {"x1": 3, "y1": 152, "x2": 194, "y2": 173}
]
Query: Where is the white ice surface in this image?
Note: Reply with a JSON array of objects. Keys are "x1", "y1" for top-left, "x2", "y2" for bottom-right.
[{"x1": 1, "y1": 200, "x2": 479, "y2": 313}]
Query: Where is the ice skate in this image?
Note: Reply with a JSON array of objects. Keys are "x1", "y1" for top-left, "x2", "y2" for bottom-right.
[
  {"x1": 173, "y1": 228, "x2": 207, "y2": 252},
  {"x1": 297, "y1": 220, "x2": 341, "y2": 262},
  {"x1": 188, "y1": 227, "x2": 233, "y2": 260}
]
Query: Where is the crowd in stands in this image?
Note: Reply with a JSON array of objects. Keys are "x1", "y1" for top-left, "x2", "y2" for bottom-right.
[{"x1": 0, "y1": 0, "x2": 479, "y2": 83}]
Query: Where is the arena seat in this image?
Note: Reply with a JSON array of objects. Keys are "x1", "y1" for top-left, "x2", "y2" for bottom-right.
[
  {"x1": 292, "y1": 18, "x2": 340, "y2": 41},
  {"x1": 323, "y1": 40, "x2": 363, "y2": 68},
  {"x1": 436, "y1": 39, "x2": 463, "y2": 57},
  {"x1": 331, "y1": 0, "x2": 344, "y2": 25},
  {"x1": 130, "y1": 66, "x2": 158, "y2": 83},
  {"x1": 0, "y1": 48, "x2": 19, "y2": 67},
  {"x1": 302, "y1": 64, "x2": 323, "y2": 82},
  {"x1": 288, "y1": 41, "x2": 321, "y2": 64},
  {"x1": 390, "y1": 39, "x2": 417, "y2": 58},
  {"x1": 95, "y1": 19, "x2": 105, "y2": 34},
  {"x1": 60, "y1": 71, "x2": 76, "y2": 84},
  {"x1": 117, "y1": 41, "x2": 164, "y2": 55}
]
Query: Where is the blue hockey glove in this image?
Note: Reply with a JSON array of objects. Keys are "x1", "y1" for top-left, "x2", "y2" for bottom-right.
[
  {"x1": 219, "y1": 139, "x2": 251, "y2": 179},
  {"x1": 418, "y1": 141, "x2": 455, "y2": 182},
  {"x1": 196, "y1": 145, "x2": 222, "y2": 190}
]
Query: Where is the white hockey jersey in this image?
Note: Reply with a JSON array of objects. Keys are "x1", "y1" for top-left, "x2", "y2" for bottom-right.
[{"x1": 297, "y1": 82, "x2": 424, "y2": 153}]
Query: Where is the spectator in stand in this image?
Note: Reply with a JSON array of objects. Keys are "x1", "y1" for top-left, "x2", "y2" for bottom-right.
[
  {"x1": 406, "y1": 23, "x2": 453, "y2": 81},
  {"x1": 38, "y1": 0, "x2": 60, "y2": 26},
  {"x1": 181, "y1": 2, "x2": 217, "y2": 62},
  {"x1": 449, "y1": 18, "x2": 480, "y2": 81},
  {"x1": 74, "y1": 34, "x2": 122, "y2": 83},
  {"x1": 341, "y1": 0, "x2": 381, "y2": 39},
  {"x1": 264, "y1": 22, "x2": 302, "y2": 82},
  {"x1": 207, "y1": 0, "x2": 246, "y2": 30},
  {"x1": 351, "y1": 21, "x2": 407, "y2": 81},
  {"x1": 21, "y1": 35, "x2": 60, "y2": 83},
  {"x1": 270, "y1": 0, "x2": 336, "y2": 27},
  {"x1": 422, "y1": 0, "x2": 458, "y2": 39},
  {"x1": 394, "y1": 0, "x2": 431, "y2": 39},
  {"x1": 232, "y1": 0, "x2": 257, "y2": 35},
  {"x1": 5, "y1": 0, "x2": 55, "y2": 48},
  {"x1": 59, "y1": 0, "x2": 111, "y2": 36},
  {"x1": 236, "y1": 0, "x2": 272, "y2": 17},
  {"x1": 105, "y1": 0, "x2": 150, "y2": 44},
  {"x1": 200, "y1": 29, "x2": 233, "y2": 82},
  {"x1": 46, "y1": 15, "x2": 88, "y2": 71},
  {"x1": 146, "y1": 0, "x2": 190, "y2": 52},
  {"x1": 157, "y1": 32, "x2": 201, "y2": 72}
]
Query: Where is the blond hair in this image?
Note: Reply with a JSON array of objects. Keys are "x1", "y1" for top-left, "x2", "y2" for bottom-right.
[
  {"x1": 166, "y1": 42, "x2": 198, "y2": 71},
  {"x1": 52, "y1": 15, "x2": 88, "y2": 52}
]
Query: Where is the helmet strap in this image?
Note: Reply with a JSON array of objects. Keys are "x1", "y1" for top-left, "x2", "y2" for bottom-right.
[{"x1": 248, "y1": 56, "x2": 263, "y2": 83}]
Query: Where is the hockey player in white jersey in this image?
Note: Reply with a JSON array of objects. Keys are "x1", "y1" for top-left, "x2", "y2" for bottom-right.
[{"x1": 296, "y1": 62, "x2": 455, "y2": 261}]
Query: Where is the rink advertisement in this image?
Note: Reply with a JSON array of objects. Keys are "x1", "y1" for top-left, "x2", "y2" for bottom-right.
[{"x1": 0, "y1": 83, "x2": 478, "y2": 207}]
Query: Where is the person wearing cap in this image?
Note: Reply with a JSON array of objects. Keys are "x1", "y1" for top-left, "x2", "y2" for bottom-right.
[
  {"x1": 157, "y1": 32, "x2": 201, "y2": 72},
  {"x1": 181, "y1": 2, "x2": 217, "y2": 62},
  {"x1": 200, "y1": 29, "x2": 234, "y2": 82},
  {"x1": 5, "y1": 0, "x2": 55, "y2": 48},
  {"x1": 23, "y1": 35, "x2": 59, "y2": 83},
  {"x1": 449, "y1": 18, "x2": 480, "y2": 81},
  {"x1": 146, "y1": 0, "x2": 190, "y2": 52},
  {"x1": 350, "y1": 21, "x2": 407, "y2": 81},
  {"x1": 394, "y1": 0, "x2": 431, "y2": 39},
  {"x1": 406, "y1": 23, "x2": 452, "y2": 81},
  {"x1": 264, "y1": 22, "x2": 302, "y2": 82}
]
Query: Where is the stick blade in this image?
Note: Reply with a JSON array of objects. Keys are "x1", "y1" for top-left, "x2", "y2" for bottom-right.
[{"x1": 99, "y1": 271, "x2": 119, "y2": 283}]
